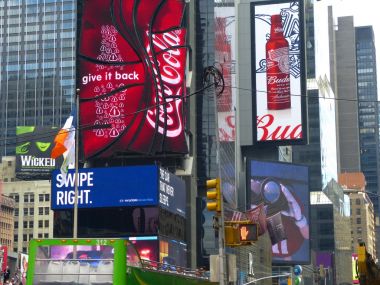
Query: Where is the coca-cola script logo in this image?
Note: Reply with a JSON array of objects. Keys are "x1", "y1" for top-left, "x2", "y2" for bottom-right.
[{"x1": 146, "y1": 29, "x2": 186, "y2": 138}]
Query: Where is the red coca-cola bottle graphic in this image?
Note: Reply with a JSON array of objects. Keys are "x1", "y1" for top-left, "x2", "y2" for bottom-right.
[{"x1": 266, "y1": 14, "x2": 290, "y2": 110}]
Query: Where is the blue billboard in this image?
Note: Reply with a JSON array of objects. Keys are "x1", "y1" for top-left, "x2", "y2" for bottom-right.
[
  {"x1": 158, "y1": 167, "x2": 186, "y2": 217},
  {"x1": 51, "y1": 165, "x2": 158, "y2": 210},
  {"x1": 51, "y1": 165, "x2": 186, "y2": 216}
]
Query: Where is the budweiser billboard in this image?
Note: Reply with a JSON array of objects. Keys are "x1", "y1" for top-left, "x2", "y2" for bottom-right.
[
  {"x1": 251, "y1": 0, "x2": 307, "y2": 144},
  {"x1": 78, "y1": 0, "x2": 188, "y2": 159}
]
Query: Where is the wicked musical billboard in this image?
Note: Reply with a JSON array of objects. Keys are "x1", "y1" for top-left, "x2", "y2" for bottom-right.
[
  {"x1": 77, "y1": 0, "x2": 188, "y2": 159},
  {"x1": 16, "y1": 126, "x2": 62, "y2": 180}
]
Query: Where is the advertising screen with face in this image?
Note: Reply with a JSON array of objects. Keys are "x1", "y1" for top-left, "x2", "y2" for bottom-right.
[
  {"x1": 77, "y1": 0, "x2": 188, "y2": 158},
  {"x1": 247, "y1": 159, "x2": 310, "y2": 264},
  {"x1": 251, "y1": 0, "x2": 306, "y2": 144}
]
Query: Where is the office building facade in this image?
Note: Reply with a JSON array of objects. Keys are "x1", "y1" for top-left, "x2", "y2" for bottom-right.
[
  {"x1": 333, "y1": 16, "x2": 380, "y2": 253},
  {"x1": 355, "y1": 26, "x2": 379, "y2": 212},
  {"x1": 334, "y1": 16, "x2": 362, "y2": 174},
  {"x1": 0, "y1": 0, "x2": 76, "y2": 157},
  {"x1": 339, "y1": 172, "x2": 376, "y2": 258},
  {"x1": 0, "y1": 157, "x2": 53, "y2": 253},
  {"x1": 0, "y1": 195, "x2": 15, "y2": 251}
]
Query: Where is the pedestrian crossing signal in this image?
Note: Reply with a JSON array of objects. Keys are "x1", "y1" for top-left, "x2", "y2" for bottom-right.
[{"x1": 239, "y1": 223, "x2": 258, "y2": 243}]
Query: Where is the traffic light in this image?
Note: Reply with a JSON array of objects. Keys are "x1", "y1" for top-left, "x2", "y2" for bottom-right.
[{"x1": 206, "y1": 178, "x2": 221, "y2": 212}]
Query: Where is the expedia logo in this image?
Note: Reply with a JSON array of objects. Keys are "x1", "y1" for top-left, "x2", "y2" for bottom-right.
[{"x1": 20, "y1": 156, "x2": 56, "y2": 167}]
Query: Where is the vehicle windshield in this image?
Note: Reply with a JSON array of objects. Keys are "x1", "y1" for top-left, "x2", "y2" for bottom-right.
[{"x1": 33, "y1": 245, "x2": 114, "y2": 285}]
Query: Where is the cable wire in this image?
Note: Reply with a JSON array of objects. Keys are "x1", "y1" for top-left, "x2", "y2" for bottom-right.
[{"x1": 0, "y1": 80, "x2": 219, "y2": 148}]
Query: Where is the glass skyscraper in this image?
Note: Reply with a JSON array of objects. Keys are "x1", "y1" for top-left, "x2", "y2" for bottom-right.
[
  {"x1": 355, "y1": 26, "x2": 379, "y2": 212},
  {"x1": 0, "y1": 0, "x2": 76, "y2": 157},
  {"x1": 195, "y1": 0, "x2": 218, "y2": 267},
  {"x1": 355, "y1": 26, "x2": 380, "y2": 255}
]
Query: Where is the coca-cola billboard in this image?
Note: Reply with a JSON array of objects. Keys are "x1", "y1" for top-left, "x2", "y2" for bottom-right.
[
  {"x1": 77, "y1": 0, "x2": 188, "y2": 159},
  {"x1": 251, "y1": 0, "x2": 307, "y2": 144}
]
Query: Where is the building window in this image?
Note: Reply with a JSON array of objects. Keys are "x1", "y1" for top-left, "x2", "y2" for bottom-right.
[
  {"x1": 319, "y1": 238, "x2": 334, "y2": 250},
  {"x1": 23, "y1": 247, "x2": 27, "y2": 253},
  {"x1": 44, "y1": 220, "x2": 49, "y2": 228},
  {"x1": 39, "y1": 207, "x2": 43, "y2": 215},
  {"x1": 38, "y1": 234, "x2": 43, "y2": 238},
  {"x1": 318, "y1": 210, "x2": 333, "y2": 220},
  {"x1": 23, "y1": 221, "x2": 28, "y2": 228},
  {"x1": 15, "y1": 209, "x2": 19, "y2": 216},
  {"x1": 44, "y1": 233, "x2": 49, "y2": 238},
  {"x1": 356, "y1": 199, "x2": 361, "y2": 205},
  {"x1": 29, "y1": 221, "x2": 34, "y2": 228},
  {"x1": 45, "y1": 207, "x2": 50, "y2": 215},
  {"x1": 14, "y1": 195, "x2": 19, "y2": 203},
  {"x1": 24, "y1": 195, "x2": 29, "y2": 203},
  {"x1": 45, "y1": 194, "x2": 50, "y2": 202},
  {"x1": 357, "y1": 218, "x2": 362, "y2": 224},
  {"x1": 39, "y1": 194, "x2": 44, "y2": 202},
  {"x1": 30, "y1": 194, "x2": 35, "y2": 202},
  {"x1": 23, "y1": 234, "x2": 27, "y2": 241},
  {"x1": 24, "y1": 208, "x2": 28, "y2": 216},
  {"x1": 356, "y1": 208, "x2": 361, "y2": 215},
  {"x1": 14, "y1": 235, "x2": 18, "y2": 242},
  {"x1": 14, "y1": 221, "x2": 18, "y2": 229},
  {"x1": 319, "y1": 223, "x2": 331, "y2": 235},
  {"x1": 38, "y1": 221, "x2": 43, "y2": 228},
  {"x1": 30, "y1": 208, "x2": 34, "y2": 215}
]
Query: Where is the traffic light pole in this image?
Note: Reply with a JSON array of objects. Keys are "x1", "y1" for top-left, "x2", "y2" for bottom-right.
[
  {"x1": 217, "y1": 201, "x2": 227, "y2": 285},
  {"x1": 204, "y1": 65, "x2": 227, "y2": 284},
  {"x1": 213, "y1": 91, "x2": 227, "y2": 285}
]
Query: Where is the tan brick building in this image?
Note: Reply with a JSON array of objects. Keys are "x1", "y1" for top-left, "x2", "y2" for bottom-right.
[{"x1": 339, "y1": 172, "x2": 376, "y2": 259}]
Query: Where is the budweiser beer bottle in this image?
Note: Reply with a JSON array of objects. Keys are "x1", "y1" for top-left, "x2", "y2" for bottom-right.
[{"x1": 266, "y1": 14, "x2": 290, "y2": 110}]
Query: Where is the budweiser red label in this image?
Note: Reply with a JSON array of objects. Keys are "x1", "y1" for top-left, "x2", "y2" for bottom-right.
[{"x1": 266, "y1": 14, "x2": 290, "y2": 110}]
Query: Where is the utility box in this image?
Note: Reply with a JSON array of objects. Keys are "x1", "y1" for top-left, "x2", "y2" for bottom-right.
[{"x1": 210, "y1": 254, "x2": 237, "y2": 282}]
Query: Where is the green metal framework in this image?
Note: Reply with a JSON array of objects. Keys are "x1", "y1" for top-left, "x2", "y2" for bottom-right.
[{"x1": 26, "y1": 238, "x2": 216, "y2": 285}]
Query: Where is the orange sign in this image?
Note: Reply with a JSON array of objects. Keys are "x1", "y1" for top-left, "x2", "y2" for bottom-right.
[{"x1": 239, "y1": 224, "x2": 258, "y2": 242}]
